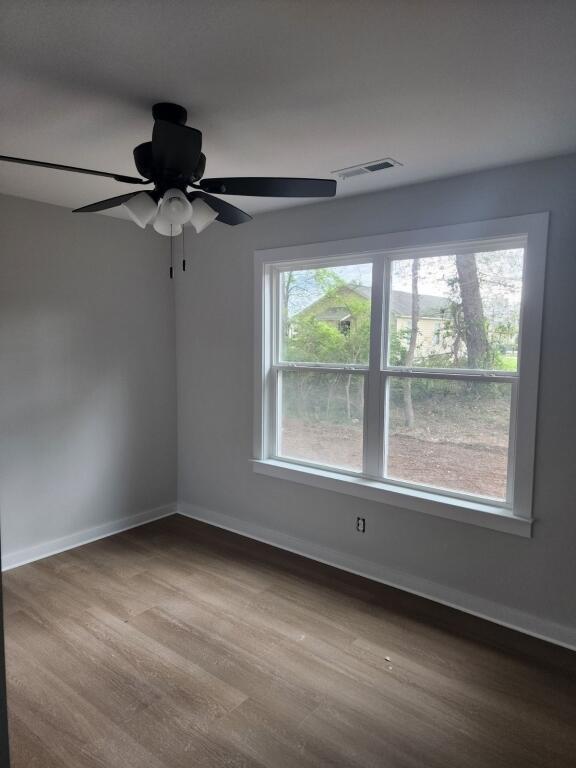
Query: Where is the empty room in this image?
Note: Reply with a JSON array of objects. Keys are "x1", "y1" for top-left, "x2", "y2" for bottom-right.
[{"x1": 1, "y1": 1, "x2": 576, "y2": 766}]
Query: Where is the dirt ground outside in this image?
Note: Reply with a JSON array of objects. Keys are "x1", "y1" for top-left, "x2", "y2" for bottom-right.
[{"x1": 280, "y1": 417, "x2": 508, "y2": 501}]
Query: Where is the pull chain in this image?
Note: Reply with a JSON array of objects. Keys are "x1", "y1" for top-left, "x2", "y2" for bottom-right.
[
  {"x1": 169, "y1": 225, "x2": 174, "y2": 279},
  {"x1": 182, "y1": 225, "x2": 187, "y2": 272}
]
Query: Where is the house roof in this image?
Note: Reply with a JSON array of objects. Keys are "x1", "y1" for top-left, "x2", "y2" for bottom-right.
[
  {"x1": 297, "y1": 283, "x2": 449, "y2": 320},
  {"x1": 389, "y1": 289, "x2": 449, "y2": 317}
]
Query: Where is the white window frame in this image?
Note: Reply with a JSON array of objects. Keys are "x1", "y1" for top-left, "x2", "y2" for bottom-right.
[{"x1": 253, "y1": 213, "x2": 548, "y2": 537}]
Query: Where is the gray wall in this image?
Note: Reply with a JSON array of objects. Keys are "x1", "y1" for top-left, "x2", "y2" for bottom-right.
[
  {"x1": 0, "y1": 524, "x2": 10, "y2": 768},
  {"x1": 0, "y1": 526, "x2": 8, "y2": 765},
  {"x1": 0, "y1": 194, "x2": 176, "y2": 561},
  {"x1": 176, "y1": 154, "x2": 576, "y2": 643}
]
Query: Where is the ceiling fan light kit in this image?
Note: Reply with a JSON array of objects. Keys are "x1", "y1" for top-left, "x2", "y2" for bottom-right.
[
  {"x1": 123, "y1": 186, "x2": 214, "y2": 237},
  {"x1": 123, "y1": 191, "x2": 158, "y2": 229},
  {"x1": 152, "y1": 216, "x2": 182, "y2": 237},
  {"x1": 190, "y1": 198, "x2": 219, "y2": 234},
  {"x1": 0, "y1": 101, "x2": 337, "y2": 240},
  {"x1": 158, "y1": 188, "x2": 192, "y2": 226}
]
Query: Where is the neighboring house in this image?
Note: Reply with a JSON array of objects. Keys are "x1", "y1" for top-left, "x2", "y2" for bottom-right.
[
  {"x1": 293, "y1": 284, "x2": 452, "y2": 358},
  {"x1": 389, "y1": 288, "x2": 452, "y2": 357}
]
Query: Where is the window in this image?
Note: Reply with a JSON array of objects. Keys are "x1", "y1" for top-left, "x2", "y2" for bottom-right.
[
  {"x1": 277, "y1": 262, "x2": 371, "y2": 473},
  {"x1": 254, "y1": 214, "x2": 548, "y2": 536},
  {"x1": 338, "y1": 317, "x2": 352, "y2": 336}
]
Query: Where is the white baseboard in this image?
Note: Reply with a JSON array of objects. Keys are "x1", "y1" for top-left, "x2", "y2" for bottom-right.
[
  {"x1": 1, "y1": 503, "x2": 177, "y2": 571},
  {"x1": 178, "y1": 501, "x2": 576, "y2": 652}
]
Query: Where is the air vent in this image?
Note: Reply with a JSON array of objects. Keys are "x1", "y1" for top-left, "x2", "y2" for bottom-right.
[{"x1": 332, "y1": 157, "x2": 403, "y2": 180}]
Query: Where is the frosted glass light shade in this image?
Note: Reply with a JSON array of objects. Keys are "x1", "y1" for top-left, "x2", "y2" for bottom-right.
[
  {"x1": 190, "y1": 198, "x2": 218, "y2": 233},
  {"x1": 152, "y1": 214, "x2": 182, "y2": 237},
  {"x1": 158, "y1": 188, "x2": 192, "y2": 225},
  {"x1": 123, "y1": 192, "x2": 158, "y2": 228}
]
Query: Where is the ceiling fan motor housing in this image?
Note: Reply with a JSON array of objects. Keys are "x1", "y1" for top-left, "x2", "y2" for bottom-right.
[
  {"x1": 151, "y1": 102, "x2": 188, "y2": 125},
  {"x1": 133, "y1": 104, "x2": 207, "y2": 191},
  {"x1": 133, "y1": 142, "x2": 153, "y2": 180}
]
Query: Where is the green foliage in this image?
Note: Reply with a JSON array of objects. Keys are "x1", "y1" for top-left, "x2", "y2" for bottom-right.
[
  {"x1": 497, "y1": 354, "x2": 518, "y2": 372},
  {"x1": 281, "y1": 272, "x2": 369, "y2": 424},
  {"x1": 387, "y1": 326, "x2": 403, "y2": 366},
  {"x1": 284, "y1": 276, "x2": 371, "y2": 365},
  {"x1": 285, "y1": 317, "x2": 346, "y2": 363}
]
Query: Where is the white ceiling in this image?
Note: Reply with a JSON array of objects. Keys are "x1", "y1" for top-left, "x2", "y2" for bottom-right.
[{"x1": 1, "y1": 0, "x2": 575, "y2": 220}]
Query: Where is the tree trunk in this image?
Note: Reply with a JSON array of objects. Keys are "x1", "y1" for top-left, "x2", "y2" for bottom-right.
[
  {"x1": 402, "y1": 259, "x2": 420, "y2": 428},
  {"x1": 282, "y1": 271, "x2": 294, "y2": 349},
  {"x1": 345, "y1": 374, "x2": 352, "y2": 420},
  {"x1": 325, "y1": 380, "x2": 334, "y2": 419},
  {"x1": 455, "y1": 254, "x2": 489, "y2": 368}
]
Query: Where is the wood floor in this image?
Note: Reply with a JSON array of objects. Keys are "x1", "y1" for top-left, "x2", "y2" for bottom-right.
[{"x1": 3, "y1": 515, "x2": 576, "y2": 768}]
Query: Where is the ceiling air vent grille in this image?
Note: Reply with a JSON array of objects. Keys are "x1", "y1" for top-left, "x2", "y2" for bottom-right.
[{"x1": 332, "y1": 157, "x2": 402, "y2": 180}]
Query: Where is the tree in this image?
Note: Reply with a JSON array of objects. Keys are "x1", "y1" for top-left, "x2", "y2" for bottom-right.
[
  {"x1": 455, "y1": 253, "x2": 489, "y2": 368},
  {"x1": 402, "y1": 258, "x2": 420, "y2": 427}
]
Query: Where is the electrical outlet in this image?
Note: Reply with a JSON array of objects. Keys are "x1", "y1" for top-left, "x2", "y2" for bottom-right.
[{"x1": 356, "y1": 517, "x2": 366, "y2": 533}]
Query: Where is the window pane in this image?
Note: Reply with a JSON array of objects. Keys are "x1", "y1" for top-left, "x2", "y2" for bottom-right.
[
  {"x1": 278, "y1": 370, "x2": 364, "y2": 472},
  {"x1": 385, "y1": 377, "x2": 512, "y2": 500},
  {"x1": 387, "y1": 249, "x2": 524, "y2": 371},
  {"x1": 279, "y1": 263, "x2": 372, "y2": 364}
]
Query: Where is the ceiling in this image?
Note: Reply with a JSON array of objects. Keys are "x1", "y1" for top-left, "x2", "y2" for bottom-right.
[{"x1": 1, "y1": 0, "x2": 575, "y2": 221}]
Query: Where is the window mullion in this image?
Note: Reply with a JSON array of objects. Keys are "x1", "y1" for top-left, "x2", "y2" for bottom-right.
[{"x1": 364, "y1": 255, "x2": 385, "y2": 477}]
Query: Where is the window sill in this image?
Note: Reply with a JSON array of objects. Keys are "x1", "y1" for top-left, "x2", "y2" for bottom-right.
[{"x1": 252, "y1": 459, "x2": 532, "y2": 537}]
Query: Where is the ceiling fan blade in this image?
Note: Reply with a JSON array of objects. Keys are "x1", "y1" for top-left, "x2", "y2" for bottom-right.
[
  {"x1": 152, "y1": 120, "x2": 202, "y2": 178},
  {"x1": 0, "y1": 154, "x2": 146, "y2": 184},
  {"x1": 190, "y1": 191, "x2": 252, "y2": 226},
  {"x1": 199, "y1": 177, "x2": 336, "y2": 198},
  {"x1": 73, "y1": 191, "x2": 152, "y2": 213}
]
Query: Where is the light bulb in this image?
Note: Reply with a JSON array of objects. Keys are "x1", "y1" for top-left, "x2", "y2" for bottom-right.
[
  {"x1": 158, "y1": 188, "x2": 192, "y2": 226},
  {"x1": 153, "y1": 212, "x2": 182, "y2": 237},
  {"x1": 190, "y1": 198, "x2": 218, "y2": 234},
  {"x1": 122, "y1": 192, "x2": 158, "y2": 228}
]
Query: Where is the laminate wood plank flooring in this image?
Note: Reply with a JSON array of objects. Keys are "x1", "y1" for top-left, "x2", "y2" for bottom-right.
[{"x1": 3, "y1": 515, "x2": 576, "y2": 767}]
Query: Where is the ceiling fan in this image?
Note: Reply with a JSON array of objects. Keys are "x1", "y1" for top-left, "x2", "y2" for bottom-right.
[{"x1": 0, "y1": 102, "x2": 337, "y2": 236}]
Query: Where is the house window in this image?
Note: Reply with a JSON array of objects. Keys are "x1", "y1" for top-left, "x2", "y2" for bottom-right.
[
  {"x1": 338, "y1": 317, "x2": 352, "y2": 336},
  {"x1": 254, "y1": 214, "x2": 548, "y2": 535}
]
